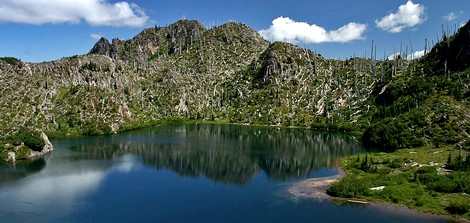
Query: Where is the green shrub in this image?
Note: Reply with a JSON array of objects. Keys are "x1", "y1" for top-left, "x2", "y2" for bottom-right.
[
  {"x1": 420, "y1": 172, "x2": 470, "y2": 194},
  {"x1": 387, "y1": 158, "x2": 403, "y2": 168},
  {"x1": 83, "y1": 122, "x2": 100, "y2": 136},
  {"x1": 415, "y1": 166, "x2": 438, "y2": 183},
  {"x1": 415, "y1": 196, "x2": 427, "y2": 207},
  {"x1": 376, "y1": 183, "x2": 423, "y2": 205},
  {"x1": 377, "y1": 166, "x2": 392, "y2": 175},
  {"x1": 427, "y1": 176, "x2": 459, "y2": 193},
  {"x1": 327, "y1": 176, "x2": 370, "y2": 198},
  {"x1": 7, "y1": 128, "x2": 45, "y2": 152},
  {"x1": 446, "y1": 200, "x2": 470, "y2": 215},
  {"x1": 0, "y1": 57, "x2": 23, "y2": 67},
  {"x1": 417, "y1": 173, "x2": 439, "y2": 185},
  {"x1": 101, "y1": 125, "x2": 114, "y2": 135},
  {"x1": 16, "y1": 146, "x2": 31, "y2": 159}
]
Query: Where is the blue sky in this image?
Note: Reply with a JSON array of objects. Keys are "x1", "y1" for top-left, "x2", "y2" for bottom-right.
[{"x1": 0, "y1": 0, "x2": 469, "y2": 62}]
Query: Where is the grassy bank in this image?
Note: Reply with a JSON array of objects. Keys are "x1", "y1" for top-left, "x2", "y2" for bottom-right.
[{"x1": 327, "y1": 145, "x2": 470, "y2": 220}]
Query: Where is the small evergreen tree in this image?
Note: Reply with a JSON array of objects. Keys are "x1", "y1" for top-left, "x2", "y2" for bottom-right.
[
  {"x1": 361, "y1": 154, "x2": 370, "y2": 171},
  {"x1": 466, "y1": 153, "x2": 470, "y2": 170},
  {"x1": 447, "y1": 152, "x2": 453, "y2": 167}
]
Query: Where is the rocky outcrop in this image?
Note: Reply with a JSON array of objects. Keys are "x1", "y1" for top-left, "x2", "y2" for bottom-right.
[
  {"x1": 89, "y1": 37, "x2": 119, "y2": 59},
  {"x1": 6, "y1": 151, "x2": 15, "y2": 162},
  {"x1": 166, "y1": 19, "x2": 206, "y2": 54},
  {"x1": 2, "y1": 129, "x2": 54, "y2": 162},
  {"x1": 28, "y1": 131, "x2": 54, "y2": 158},
  {"x1": 89, "y1": 37, "x2": 111, "y2": 55},
  {"x1": 110, "y1": 19, "x2": 207, "y2": 62}
]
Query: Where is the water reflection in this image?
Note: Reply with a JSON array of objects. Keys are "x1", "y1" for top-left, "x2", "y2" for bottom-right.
[
  {"x1": 0, "y1": 158, "x2": 47, "y2": 185},
  {"x1": 0, "y1": 160, "x2": 135, "y2": 223},
  {"x1": 69, "y1": 124, "x2": 366, "y2": 184}
]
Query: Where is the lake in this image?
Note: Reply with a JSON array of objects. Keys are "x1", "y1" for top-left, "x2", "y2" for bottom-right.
[{"x1": 0, "y1": 124, "x2": 453, "y2": 222}]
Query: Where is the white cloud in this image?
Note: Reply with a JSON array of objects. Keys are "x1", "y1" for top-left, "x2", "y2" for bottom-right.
[
  {"x1": 259, "y1": 17, "x2": 367, "y2": 44},
  {"x1": 114, "y1": 154, "x2": 138, "y2": 173},
  {"x1": 90, "y1": 33, "x2": 104, "y2": 40},
  {"x1": 0, "y1": 170, "x2": 105, "y2": 219},
  {"x1": 0, "y1": 155, "x2": 140, "y2": 220},
  {"x1": 443, "y1": 11, "x2": 463, "y2": 22},
  {"x1": 387, "y1": 49, "x2": 426, "y2": 60},
  {"x1": 375, "y1": 0, "x2": 426, "y2": 33},
  {"x1": 407, "y1": 49, "x2": 426, "y2": 60},
  {"x1": 0, "y1": 0, "x2": 148, "y2": 27},
  {"x1": 387, "y1": 52, "x2": 401, "y2": 61}
]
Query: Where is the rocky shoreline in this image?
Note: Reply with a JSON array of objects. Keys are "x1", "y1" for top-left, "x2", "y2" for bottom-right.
[{"x1": 3, "y1": 129, "x2": 54, "y2": 162}]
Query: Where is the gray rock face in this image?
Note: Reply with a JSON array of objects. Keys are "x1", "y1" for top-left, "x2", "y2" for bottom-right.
[
  {"x1": 40, "y1": 131, "x2": 53, "y2": 153},
  {"x1": 89, "y1": 37, "x2": 119, "y2": 59},
  {"x1": 28, "y1": 130, "x2": 54, "y2": 158},
  {"x1": 6, "y1": 151, "x2": 15, "y2": 162},
  {"x1": 89, "y1": 37, "x2": 111, "y2": 55}
]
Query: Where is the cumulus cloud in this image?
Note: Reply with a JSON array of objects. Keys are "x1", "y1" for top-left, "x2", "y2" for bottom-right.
[
  {"x1": 0, "y1": 0, "x2": 148, "y2": 27},
  {"x1": 375, "y1": 0, "x2": 426, "y2": 33},
  {"x1": 443, "y1": 11, "x2": 463, "y2": 22},
  {"x1": 407, "y1": 49, "x2": 426, "y2": 60},
  {"x1": 387, "y1": 49, "x2": 426, "y2": 60},
  {"x1": 387, "y1": 52, "x2": 401, "y2": 61},
  {"x1": 259, "y1": 17, "x2": 367, "y2": 44}
]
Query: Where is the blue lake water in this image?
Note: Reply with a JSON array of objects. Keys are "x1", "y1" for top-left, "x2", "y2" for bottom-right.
[{"x1": 0, "y1": 124, "x2": 454, "y2": 222}]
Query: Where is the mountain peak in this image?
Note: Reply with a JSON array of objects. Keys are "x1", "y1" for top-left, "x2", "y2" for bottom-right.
[
  {"x1": 103, "y1": 19, "x2": 206, "y2": 62},
  {"x1": 89, "y1": 37, "x2": 110, "y2": 55},
  {"x1": 206, "y1": 21, "x2": 268, "y2": 48},
  {"x1": 88, "y1": 37, "x2": 119, "y2": 59}
]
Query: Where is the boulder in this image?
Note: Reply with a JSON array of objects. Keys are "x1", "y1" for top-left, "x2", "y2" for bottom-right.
[
  {"x1": 6, "y1": 151, "x2": 15, "y2": 162},
  {"x1": 28, "y1": 130, "x2": 54, "y2": 158}
]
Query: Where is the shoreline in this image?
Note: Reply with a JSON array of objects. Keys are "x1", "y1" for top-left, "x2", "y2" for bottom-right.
[
  {"x1": 288, "y1": 168, "x2": 469, "y2": 223},
  {"x1": 288, "y1": 167, "x2": 345, "y2": 200}
]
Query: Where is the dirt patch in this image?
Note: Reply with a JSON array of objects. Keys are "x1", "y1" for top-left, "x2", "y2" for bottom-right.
[{"x1": 288, "y1": 168, "x2": 345, "y2": 200}]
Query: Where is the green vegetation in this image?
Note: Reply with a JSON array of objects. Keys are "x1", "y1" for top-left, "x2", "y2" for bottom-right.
[
  {"x1": 0, "y1": 19, "x2": 468, "y2": 222},
  {"x1": 5, "y1": 128, "x2": 45, "y2": 152},
  {"x1": 0, "y1": 18, "x2": 468, "y2": 172},
  {"x1": 327, "y1": 147, "x2": 470, "y2": 220},
  {"x1": 0, "y1": 128, "x2": 47, "y2": 162},
  {"x1": 0, "y1": 57, "x2": 23, "y2": 67},
  {"x1": 362, "y1": 21, "x2": 470, "y2": 151}
]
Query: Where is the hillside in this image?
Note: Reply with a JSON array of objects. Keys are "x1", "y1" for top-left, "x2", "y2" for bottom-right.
[
  {"x1": 363, "y1": 21, "x2": 470, "y2": 150},
  {"x1": 0, "y1": 19, "x2": 469, "y2": 161}
]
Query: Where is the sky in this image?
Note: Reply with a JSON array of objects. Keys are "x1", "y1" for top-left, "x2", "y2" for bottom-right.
[{"x1": 0, "y1": 0, "x2": 469, "y2": 62}]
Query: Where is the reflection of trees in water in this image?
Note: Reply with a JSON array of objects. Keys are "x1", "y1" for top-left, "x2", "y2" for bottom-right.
[
  {"x1": 0, "y1": 158, "x2": 46, "y2": 185},
  {"x1": 70, "y1": 124, "x2": 366, "y2": 184}
]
